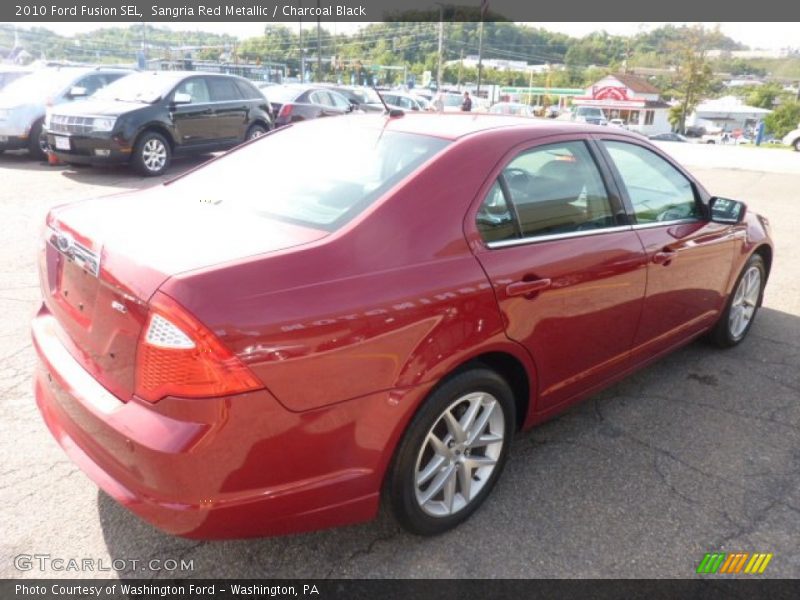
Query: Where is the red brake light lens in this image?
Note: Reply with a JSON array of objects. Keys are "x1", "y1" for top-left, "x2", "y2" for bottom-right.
[
  {"x1": 278, "y1": 103, "x2": 293, "y2": 118},
  {"x1": 134, "y1": 292, "x2": 262, "y2": 403}
]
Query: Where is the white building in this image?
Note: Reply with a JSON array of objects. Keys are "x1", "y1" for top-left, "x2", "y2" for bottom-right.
[
  {"x1": 688, "y1": 96, "x2": 772, "y2": 133},
  {"x1": 572, "y1": 74, "x2": 672, "y2": 135}
]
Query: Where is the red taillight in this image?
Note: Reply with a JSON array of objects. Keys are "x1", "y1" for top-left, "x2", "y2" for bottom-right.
[
  {"x1": 278, "y1": 103, "x2": 293, "y2": 118},
  {"x1": 134, "y1": 292, "x2": 262, "y2": 403}
]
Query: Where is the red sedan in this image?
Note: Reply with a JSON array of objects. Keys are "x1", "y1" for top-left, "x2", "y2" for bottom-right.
[{"x1": 33, "y1": 114, "x2": 773, "y2": 538}]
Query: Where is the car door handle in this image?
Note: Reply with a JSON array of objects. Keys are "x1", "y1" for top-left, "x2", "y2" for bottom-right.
[
  {"x1": 506, "y1": 278, "x2": 552, "y2": 297},
  {"x1": 653, "y1": 249, "x2": 678, "y2": 265}
]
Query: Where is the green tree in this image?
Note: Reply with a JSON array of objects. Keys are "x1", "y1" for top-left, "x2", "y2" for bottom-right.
[
  {"x1": 745, "y1": 84, "x2": 783, "y2": 109},
  {"x1": 764, "y1": 102, "x2": 800, "y2": 138},
  {"x1": 670, "y1": 26, "x2": 717, "y2": 134}
]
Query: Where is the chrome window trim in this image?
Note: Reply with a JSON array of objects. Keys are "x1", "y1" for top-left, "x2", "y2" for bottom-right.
[
  {"x1": 631, "y1": 218, "x2": 702, "y2": 230},
  {"x1": 485, "y1": 225, "x2": 634, "y2": 249}
]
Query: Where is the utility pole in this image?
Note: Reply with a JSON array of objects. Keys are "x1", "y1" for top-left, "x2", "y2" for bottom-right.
[
  {"x1": 298, "y1": 3, "x2": 305, "y2": 82},
  {"x1": 476, "y1": 20, "x2": 485, "y2": 95},
  {"x1": 436, "y1": 4, "x2": 444, "y2": 90},
  {"x1": 316, "y1": 0, "x2": 322, "y2": 81}
]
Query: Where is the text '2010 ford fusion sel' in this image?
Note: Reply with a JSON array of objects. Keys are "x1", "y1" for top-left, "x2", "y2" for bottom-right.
[{"x1": 32, "y1": 113, "x2": 773, "y2": 538}]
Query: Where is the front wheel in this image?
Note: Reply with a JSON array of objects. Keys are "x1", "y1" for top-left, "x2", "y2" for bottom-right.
[
  {"x1": 28, "y1": 119, "x2": 47, "y2": 160},
  {"x1": 388, "y1": 368, "x2": 515, "y2": 535},
  {"x1": 710, "y1": 253, "x2": 766, "y2": 347},
  {"x1": 132, "y1": 132, "x2": 171, "y2": 177},
  {"x1": 793, "y1": 139, "x2": 800, "y2": 152}
]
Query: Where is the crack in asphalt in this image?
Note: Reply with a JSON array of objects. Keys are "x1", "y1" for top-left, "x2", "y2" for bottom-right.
[{"x1": 324, "y1": 529, "x2": 402, "y2": 578}]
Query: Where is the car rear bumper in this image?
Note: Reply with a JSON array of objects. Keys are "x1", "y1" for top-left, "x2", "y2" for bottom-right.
[
  {"x1": 45, "y1": 132, "x2": 131, "y2": 165},
  {"x1": 32, "y1": 306, "x2": 424, "y2": 538}
]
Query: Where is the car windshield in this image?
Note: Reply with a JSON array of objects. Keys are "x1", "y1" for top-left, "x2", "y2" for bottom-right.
[
  {"x1": 0, "y1": 69, "x2": 85, "y2": 101},
  {"x1": 442, "y1": 95, "x2": 462, "y2": 107},
  {"x1": 93, "y1": 73, "x2": 177, "y2": 103},
  {"x1": 166, "y1": 120, "x2": 450, "y2": 231}
]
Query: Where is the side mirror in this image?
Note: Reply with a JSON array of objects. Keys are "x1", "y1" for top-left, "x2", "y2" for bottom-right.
[
  {"x1": 69, "y1": 86, "x2": 88, "y2": 98},
  {"x1": 709, "y1": 197, "x2": 746, "y2": 224},
  {"x1": 172, "y1": 92, "x2": 192, "y2": 105}
]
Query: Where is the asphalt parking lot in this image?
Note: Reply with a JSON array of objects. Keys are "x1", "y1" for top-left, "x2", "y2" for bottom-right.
[{"x1": 0, "y1": 143, "x2": 798, "y2": 579}]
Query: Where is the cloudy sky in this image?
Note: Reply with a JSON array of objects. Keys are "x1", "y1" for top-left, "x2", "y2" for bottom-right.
[{"x1": 12, "y1": 22, "x2": 799, "y2": 51}]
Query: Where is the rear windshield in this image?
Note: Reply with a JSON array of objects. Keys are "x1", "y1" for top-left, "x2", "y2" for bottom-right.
[
  {"x1": 166, "y1": 121, "x2": 450, "y2": 231},
  {"x1": 268, "y1": 86, "x2": 303, "y2": 103}
]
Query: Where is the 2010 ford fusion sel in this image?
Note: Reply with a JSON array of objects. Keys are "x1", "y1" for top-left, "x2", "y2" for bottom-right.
[{"x1": 33, "y1": 114, "x2": 773, "y2": 538}]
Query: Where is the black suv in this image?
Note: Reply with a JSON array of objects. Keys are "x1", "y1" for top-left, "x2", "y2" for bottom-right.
[{"x1": 45, "y1": 71, "x2": 272, "y2": 176}]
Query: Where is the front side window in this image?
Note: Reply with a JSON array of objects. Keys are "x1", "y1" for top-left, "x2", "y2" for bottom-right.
[
  {"x1": 175, "y1": 78, "x2": 211, "y2": 104},
  {"x1": 476, "y1": 140, "x2": 616, "y2": 243},
  {"x1": 602, "y1": 141, "x2": 699, "y2": 224}
]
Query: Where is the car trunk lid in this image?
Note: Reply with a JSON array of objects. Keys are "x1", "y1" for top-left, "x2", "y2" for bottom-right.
[{"x1": 40, "y1": 185, "x2": 329, "y2": 402}]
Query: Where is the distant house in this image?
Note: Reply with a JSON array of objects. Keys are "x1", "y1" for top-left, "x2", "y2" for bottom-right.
[
  {"x1": 688, "y1": 96, "x2": 772, "y2": 134},
  {"x1": 572, "y1": 73, "x2": 671, "y2": 135}
]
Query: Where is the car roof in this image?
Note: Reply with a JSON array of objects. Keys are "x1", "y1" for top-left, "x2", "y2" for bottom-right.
[{"x1": 362, "y1": 112, "x2": 620, "y2": 141}]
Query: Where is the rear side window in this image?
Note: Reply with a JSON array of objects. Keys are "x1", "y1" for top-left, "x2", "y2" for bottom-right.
[
  {"x1": 235, "y1": 80, "x2": 262, "y2": 100},
  {"x1": 477, "y1": 140, "x2": 616, "y2": 243},
  {"x1": 309, "y1": 90, "x2": 333, "y2": 106},
  {"x1": 602, "y1": 141, "x2": 699, "y2": 224},
  {"x1": 208, "y1": 78, "x2": 243, "y2": 102}
]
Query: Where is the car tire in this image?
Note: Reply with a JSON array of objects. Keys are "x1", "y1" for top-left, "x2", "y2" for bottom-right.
[
  {"x1": 793, "y1": 139, "x2": 800, "y2": 152},
  {"x1": 388, "y1": 367, "x2": 515, "y2": 536},
  {"x1": 132, "y1": 132, "x2": 171, "y2": 177},
  {"x1": 28, "y1": 119, "x2": 47, "y2": 160},
  {"x1": 710, "y1": 253, "x2": 766, "y2": 348},
  {"x1": 245, "y1": 123, "x2": 267, "y2": 141}
]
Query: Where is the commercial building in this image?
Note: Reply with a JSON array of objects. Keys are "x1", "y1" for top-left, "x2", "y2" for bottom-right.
[
  {"x1": 572, "y1": 74, "x2": 672, "y2": 135},
  {"x1": 687, "y1": 96, "x2": 772, "y2": 134}
]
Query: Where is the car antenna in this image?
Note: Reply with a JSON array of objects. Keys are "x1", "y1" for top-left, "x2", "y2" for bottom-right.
[{"x1": 373, "y1": 86, "x2": 404, "y2": 117}]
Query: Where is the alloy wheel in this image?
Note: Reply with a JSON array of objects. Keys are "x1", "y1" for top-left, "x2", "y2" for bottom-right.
[
  {"x1": 142, "y1": 139, "x2": 167, "y2": 172},
  {"x1": 414, "y1": 392, "x2": 505, "y2": 517},
  {"x1": 728, "y1": 265, "x2": 761, "y2": 340}
]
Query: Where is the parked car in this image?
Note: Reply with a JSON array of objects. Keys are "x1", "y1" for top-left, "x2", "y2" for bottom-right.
[
  {"x1": 571, "y1": 106, "x2": 608, "y2": 126},
  {"x1": 782, "y1": 126, "x2": 800, "y2": 151},
  {"x1": 33, "y1": 115, "x2": 772, "y2": 539},
  {"x1": 0, "y1": 66, "x2": 130, "y2": 159},
  {"x1": 649, "y1": 132, "x2": 688, "y2": 142},
  {"x1": 488, "y1": 102, "x2": 535, "y2": 117},
  {"x1": 0, "y1": 65, "x2": 31, "y2": 92},
  {"x1": 608, "y1": 118, "x2": 627, "y2": 128},
  {"x1": 431, "y1": 91, "x2": 466, "y2": 112},
  {"x1": 44, "y1": 71, "x2": 272, "y2": 176},
  {"x1": 319, "y1": 85, "x2": 385, "y2": 113},
  {"x1": 382, "y1": 91, "x2": 427, "y2": 112},
  {"x1": 268, "y1": 84, "x2": 355, "y2": 127}
]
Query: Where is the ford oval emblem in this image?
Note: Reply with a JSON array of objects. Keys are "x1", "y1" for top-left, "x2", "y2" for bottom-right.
[{"x1": 56, "y1": 233, "x2": 72, "y2": 252}]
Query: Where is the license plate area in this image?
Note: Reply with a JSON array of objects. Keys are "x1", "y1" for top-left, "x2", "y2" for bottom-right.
[
  {"x1": 54, "y1": 135, "x2": 71, "y2": 150},
  {"x1": 56, "y1": 259, "x2": 100, "y2": 327}
]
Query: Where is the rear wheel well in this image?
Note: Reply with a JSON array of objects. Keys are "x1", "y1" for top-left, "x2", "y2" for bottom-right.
[
  {"x1": 251, "y1": 119, "x2": 270, "y2": 131},
  {"x1": 446, "y1": 352, "x2": 531, "y2": 430}
]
